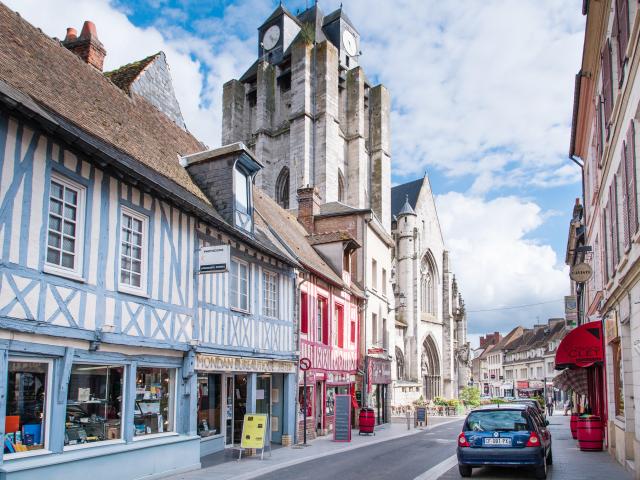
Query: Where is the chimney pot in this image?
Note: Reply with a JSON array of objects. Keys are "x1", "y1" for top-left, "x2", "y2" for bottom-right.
[
  {"x1": 65, "y1": 27, "x2": 77, "y2": 42},
  {"x1": 80, "y1": 20, "x2": 98, "y2": 40},
  {"x1": 297, "y1": 186, "x2": 321, "y2": 234}
]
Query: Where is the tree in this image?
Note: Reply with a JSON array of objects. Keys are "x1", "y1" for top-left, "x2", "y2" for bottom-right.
[{"x1": 460, "y1": 386, "x2": 481, "y2": 407}]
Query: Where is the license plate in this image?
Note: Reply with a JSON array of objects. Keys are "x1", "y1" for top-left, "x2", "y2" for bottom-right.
[{"x1": 483, "y1": 438, "x2": 512, "y2": 446}]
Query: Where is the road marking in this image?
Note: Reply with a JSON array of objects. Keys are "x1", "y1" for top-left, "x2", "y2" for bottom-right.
[{"x1": 412, "y1": 454, "x2": 458, "y2": 480}]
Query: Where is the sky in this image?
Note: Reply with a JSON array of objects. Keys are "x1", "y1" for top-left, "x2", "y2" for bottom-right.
[{"x1": 6, "y1": 0, "x2": 586, "y2": 347}]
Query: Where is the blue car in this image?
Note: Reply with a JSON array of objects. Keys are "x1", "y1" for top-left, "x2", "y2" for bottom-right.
[{"x1": 457, "y1": 404, "x2": 552, "y2": 479}]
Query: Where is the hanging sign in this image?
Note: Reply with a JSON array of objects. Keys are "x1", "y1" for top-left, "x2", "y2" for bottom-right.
[
  {"x1": 199, "y1": 245, "x2": 230, "y2": 273},
  {"x1": 240, "y1": 414, "x2": 268, "y2": 449},
  {"x1": 333, "y1": 394, "x2": 351, "y2": 442},
  {"x1": 569, "y1": 262, "x2": 592, "y2": 283}
]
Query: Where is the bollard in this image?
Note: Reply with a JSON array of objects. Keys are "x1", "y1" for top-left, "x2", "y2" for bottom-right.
[{"x1": 406, "y1": 409, "x2": 411, "y2": 430}]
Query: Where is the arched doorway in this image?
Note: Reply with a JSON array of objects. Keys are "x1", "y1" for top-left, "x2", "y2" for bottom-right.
[
  {"x1": 422, "y1": 336, "x2": 441, "y2": 401},
  {"x1": 275, "y1": 167, "x2": 290, "y2": 209}
]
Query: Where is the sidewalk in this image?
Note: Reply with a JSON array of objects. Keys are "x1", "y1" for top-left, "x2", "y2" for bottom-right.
[{"x1": 164, "y1": 416, "x2": 463, "y2": 480}]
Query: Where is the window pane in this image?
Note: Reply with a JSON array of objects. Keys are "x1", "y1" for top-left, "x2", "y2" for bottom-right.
[
  {"x1": 63, "y1": 221, "x2": 76, "y2": 237},
  {"x1": 234, "y1": 168, "x2": 249, "y2": 214},
  {"x1": 5, "y1": 361, "x2": 49, "y2": 453},
  {"x1": 197, "y1": 374, "x2": 222, "y2": 437},
  {"x1": 48, "y1": 231, "x2": 61, "y2": 248},
  {"x1": 49, "y1": 216, "x2": 62, "y2": 233},
  {"x1": 63, "y1": 204, "x2": 76, "y2": 221},
  {"x1": 47, "y1": 248, "x2": 60, "y2": 265},
  {"x1": 135, "y1": 367, "x2": 174, "y2": 436},
  {"x1": 49, "y1": 199, "x2": 62, "y2": 216},
  {"x1": 62, "y1": 236, "x2": 75, "y2": 253},
  {"x1": 61, "y1": 253, "x2": 74, "y2": 269},
  {"x1": 64, "y1": 188, "x2": 78, "y2": 205},
  {"x1": 50, "y1": 182, "x2": 63, "y2": 200},
  {"x1": 64, "y1": 364, "x2": 123, "y2": 446}
]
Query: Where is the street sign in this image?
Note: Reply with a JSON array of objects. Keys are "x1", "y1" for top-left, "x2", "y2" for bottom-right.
[
  {"x1": 569, "y1": 262, "x2": 592, "y2": 283},
  {"x1": 333, "y1": 394, "x2": 351, "y2": 442},
  {"x1": 300, "y1": 357, "x2": 311, "y2": 371}
]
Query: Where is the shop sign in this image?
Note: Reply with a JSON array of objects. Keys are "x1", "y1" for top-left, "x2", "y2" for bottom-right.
[
  {"x1": 516, "y1": 381, "x2": 529, "y2": 389},
  {"x1": 240, "y1": 414, "x2": 268, "y2": 449},
  {"x1": 196, "y1": 354, "x2": 296, "y2": 373},
  {"x1": 529, "y1": 380, "x2": 544, "y2": 389},
  {"x1": 368, "y1": 357, "x2": 392, "y2": 385},
  {"x1": 569, "y1": 262, "x2": 592, "y2": 283},
  {"x1": 605, "y1": 312, "x2": 618, "y2": 344},
  {"x1": 199, "y1": 245, "x2": 230, "y2": 273},
  {"x1": 565, "y1": 296, "x2": 578, "y2": 326}
]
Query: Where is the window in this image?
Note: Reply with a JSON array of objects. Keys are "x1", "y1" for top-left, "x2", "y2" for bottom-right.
[
  {"x1": 536, "y1": 366, "x2": 543, "y2": 378},
  {"x1": 46, "y1": 174, "x2": 84, "y2": 277},
  {"x1": 338, "y1": 169, "x2": 345, "y2": 203},
  {"x1": 119, "y1": 207, "x2": 148, "y2": 294},
  {"x1": 396, "y1": 347, "x2": 405, "y2": 380},
  {"x1": 420, "y1": 255, "x2": 437, "y2": 314},
  {"x1": 234, "y1": 166, "x2": 252, "y2": 231},
  {"x1": 64, "y1": 364, "x2": 123, "y2": 447},
  {"x1": 275, "y1": 167, "x2": 290, "y2": 209},
  {"x1": 520, "y1": 368, "x2": 527, "y2": 379},
  {"x1": 230, "y1": 259, "x2": 249, "y2": 312},
  {"x1": 613, "y1": 340, "x2": 625, "y2": 417},
  {"x1": 371, "y1": 259, "x2": 377, "y2": 290},
  {"x1": 262, "y1": 270, "x2": 278, "y2": 318},
  {"x1": 197, "y1": 373, "x2": 221, "y2": 437},
  {"x1": 383, "y1": 318, "x2": 388, "y2": 349},
  {"x1": 382, "y1": 268, "x2": 387, "y2": 296},
  {"x1": 372, "y1": 313, "x2": 378, "y2": 344},
  {"x1": 318, "y1": 297, "x2": 328, "y2": 344},
  {"x1": 547, "y1": 362, "x2": 554, "y2": 374},
  {"x1": 300, "y1": 292, "x2": 309, "y2": 334},
  {"x1": 350, "y1": 315, "x2": 356, "y2": 344},
  {"x1": 4, "y1": 359, "x2": 51, "y2": 456},
  {"x1": 135, "y1": 367, "x2": 175, "y2": 436},
  {"x1": 336, "y1": 304, "x2": 344, "y2": 348}
]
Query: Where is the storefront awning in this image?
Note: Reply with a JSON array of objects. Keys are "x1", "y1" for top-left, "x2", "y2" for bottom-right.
[
  {"x1": 553, "y1": 368, "x2": 588, "y2": 396},
  {"x1": 555, "y1": 320, "x2": 603, "y2": 369}
]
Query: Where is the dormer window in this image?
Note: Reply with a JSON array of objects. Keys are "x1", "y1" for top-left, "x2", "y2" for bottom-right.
[{"x1": 234, "y1": 165, "x2": 252, "y2": 232}]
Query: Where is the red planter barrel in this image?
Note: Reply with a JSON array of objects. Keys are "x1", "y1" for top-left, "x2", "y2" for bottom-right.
[
  {"x1": 359, "y1": 408, "x2": 375, "y2": 435},
  {"x1": 577, "y1": 416, "x2": 603, "y2": 451},
  {"x1": 570, "y1": 413, "x2": 578, "y2": 439}
]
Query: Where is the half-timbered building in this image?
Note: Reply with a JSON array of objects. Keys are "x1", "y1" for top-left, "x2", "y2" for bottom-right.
[{"x1": 0, "y1": 6, "x2": 298, "y2": 479}]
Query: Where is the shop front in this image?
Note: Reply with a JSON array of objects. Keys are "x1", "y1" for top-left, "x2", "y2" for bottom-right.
[
  {"x1": 195, "y1": 353, "x2": 297, "y2": 456},
  {"x1": 368, "y1": 357, "x2": 392, "y2": 425},
  {"x1": 0, "y1": 338, "x2": 199, "y2": 480}
]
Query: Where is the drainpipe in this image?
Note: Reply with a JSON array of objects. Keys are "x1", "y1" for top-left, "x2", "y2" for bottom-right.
[
  {"x1": 293, "y1": 273, "x2": 307, "y2": 445},
  {"x1": 362, "y1": 215, "x2": 371, "y2": 408}
]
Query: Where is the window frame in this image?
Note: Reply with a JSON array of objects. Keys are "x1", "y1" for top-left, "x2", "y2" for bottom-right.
[
  {"x1": 262, "y1": 269, "x2": 279, "y2": 318},
  {"x1": 233, "y1": 165, "x2": 253, "y2": 232},
  {"x1": 44, "y1": 173, "x2": 86, "y2": 280},
  {"x1": 230, "y1": 257, "x2": 250, "y2": 313},
  {"x1": 118, "y1": 206, "x2": 149, "y2": 296},
  {"x1": 4, "y1": 357, "x2": 54, "y2": 460}
]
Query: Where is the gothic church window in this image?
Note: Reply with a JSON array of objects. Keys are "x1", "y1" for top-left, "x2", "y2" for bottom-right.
[
  {"x1": 338, "y1": 169, "x2": 345, "y2": 203},
  {"x1": 275, "y1": 167, "x2": 290, "y2": 209},
  {"x1": 420, "y1": 254, "x2": 437, "y2": 315},
  {"x1": 396, "y1": 347, "x2": 405, "y2": 380}
]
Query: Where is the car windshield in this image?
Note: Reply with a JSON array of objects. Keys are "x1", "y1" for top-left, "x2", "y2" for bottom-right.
[{"x1": 465, "y1": 410, "x2": 530, "y2": 432}]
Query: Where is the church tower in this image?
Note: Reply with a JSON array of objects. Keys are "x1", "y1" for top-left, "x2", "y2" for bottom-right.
[{"x1": 222, "y1": 3, "x2": 391, "y2": 231}]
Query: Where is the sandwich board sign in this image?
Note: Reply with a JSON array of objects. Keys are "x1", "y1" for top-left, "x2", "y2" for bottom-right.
[
  {"x1": 333, "y1": 394, "x2": 351, "y2": 442},
  {"x1": 239, "y1": 414, "x2": 271, "y2": 460}
]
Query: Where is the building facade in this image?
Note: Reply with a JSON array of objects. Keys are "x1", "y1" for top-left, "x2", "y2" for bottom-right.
[
  {"x1": 390, "y1": 177, "x2": 470, "y2": 406},
  {"x1": 568, "y1": 0, "x2": 640, "y2": 476},
  {"x1": 221, "y1": 3, "x2": 396, "y2": 423},
  {"x1": 0, "y1": 8, "x2": 301, "y2": 478}
]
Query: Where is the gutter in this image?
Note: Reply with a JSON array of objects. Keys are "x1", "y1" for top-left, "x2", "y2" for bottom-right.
[{"x1": 569, "y1": 71, "x2": 582, "y2": 158}]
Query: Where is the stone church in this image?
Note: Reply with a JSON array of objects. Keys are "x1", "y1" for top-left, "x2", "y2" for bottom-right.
[
  {"x1": 391, "y1": 178, "x2": 470, "y2": 406},
  {"x1": 221, "y1": 2, "x2": 468, "y2": 413}
]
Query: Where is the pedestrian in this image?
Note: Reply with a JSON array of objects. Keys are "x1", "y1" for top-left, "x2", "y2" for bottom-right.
[
  {"x1": 546, "y1": 397, "x2": 553, "y2": 416},
  {"x1": 563, "y1": 398, "x2": 573, "y2": 416}
]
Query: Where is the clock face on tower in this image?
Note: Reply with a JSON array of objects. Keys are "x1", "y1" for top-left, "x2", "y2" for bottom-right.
[
  {"x1": 342, "y1": 30, "x2": 357, "y2": 57},
  {"x1": 263, "y1": 25, "x2": 281, "y2": 51}
]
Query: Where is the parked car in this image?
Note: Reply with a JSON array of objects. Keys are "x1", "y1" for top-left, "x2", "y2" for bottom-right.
[
  {"x1": 457, "y1": 404, "x2": 552, "y2": 479},
  {"x1": 512, "y1": 398, "x2": 546, "y2": 417}
]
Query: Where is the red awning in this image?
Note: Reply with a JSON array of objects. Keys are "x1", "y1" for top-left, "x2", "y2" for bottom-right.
[{"x1": 555, "y1": 321, "x2": 603, "y2": 369}]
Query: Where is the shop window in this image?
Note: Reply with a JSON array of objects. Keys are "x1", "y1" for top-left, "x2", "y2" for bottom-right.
[
  {"x1": 298, "y1": 385, "x2": 313, "y2": 417},
  {"x1": 336, "y1": 304, "x2": 344, "y2": 348},
  {"x1": 45, "y1": 174, "x2": 85, "y2": 278},
  {"x1": 300, "y1": 292, "x2": 309, "y2": 334},
  {"x1": 262, "y1": 270, "x2": 278, "y2": 318},
  {"x1": 197, "y1": 373, "x2": 221, "y2": 437},
  {"x1": 119, "y1": 207, "x2": 148, "y2": 294},
  {"x1": 135, "y1": 367, "x2": 175, "y2": 437},
  {"x1": 613, "y1": 340, "x2": 625, "y2": 417},
  {"x1": 4, "y1": 360, "x2": 51, "y2": 456},
  {"x1": 230, "y1": 258, "x2": 250, "y2": 312},
  {"x1": 65, "y1": 364, "x2": 123, "y2": 447}
]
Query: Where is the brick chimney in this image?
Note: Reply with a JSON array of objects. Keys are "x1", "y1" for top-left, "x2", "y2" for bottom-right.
[
  {"x1": 62, "y1": 21, "x2": 106, "y2": 71},
  {"x1": 297, "y1": 186, "x2": 321, "y2": 233},
  {"x1": 479, "y1": 332, "x2": 501, "y2": 349}
]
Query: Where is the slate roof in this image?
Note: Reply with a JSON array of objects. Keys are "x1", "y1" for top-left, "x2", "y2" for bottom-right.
[
  {"x1": 391, "y1": 178, "x2": 424, "y2": 218},
  {"x1": 260, "y1": 4, "x2": 301, "y2": 29},
  {"x1": 322, "y1": 7, "x2": 359, "y2": 34},
  {"x1": 317, "y1": 201, "x2": 370, "y2": 217},
  {"x1": 307, "y1": 231, "x2": 360, "y2": 247},
  {"x1": 104, "y1": 53, "x2": 160, "y2": 93},
  {"x1": 0, "y1": 4, "x2": 208, "y2": 204},
  {"x1": 397, "y1": 195, "x2": 416, "y2": 216}
]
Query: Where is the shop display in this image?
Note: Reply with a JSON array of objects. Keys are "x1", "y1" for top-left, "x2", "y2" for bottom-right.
[
  {"x1": 4, "y1": 361, "x2": 48, "y2": 454},
  {"x1": 134, "y1": 367, "x2": 174, "y2": 436},
  {"x1": 64, "y1": 364, "x2": 123, "y2": 446},
  {"x1": 197, "y1": 373, "x2": 221, "y2": 437}
]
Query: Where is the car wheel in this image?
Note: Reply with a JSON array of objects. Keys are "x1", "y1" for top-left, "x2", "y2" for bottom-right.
[
  {"x1": 458, "y1": 464, "x2": 472, "y2": 477},
  {"x1": 546, "y1": 448, "x2": 553, "y2": 465},
  {"x1": 535, "y1": 459, "x2": 547, "y2": 479}
]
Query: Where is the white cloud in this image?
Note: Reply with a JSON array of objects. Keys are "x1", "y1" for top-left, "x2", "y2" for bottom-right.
[{"x1": 436, "y1": 192, "x2": 569, "y2": 335}]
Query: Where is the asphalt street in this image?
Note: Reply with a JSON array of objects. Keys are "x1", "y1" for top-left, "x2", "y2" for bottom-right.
[{"x1": 254, "y1": 419, "x2": 465, "y2": 480}]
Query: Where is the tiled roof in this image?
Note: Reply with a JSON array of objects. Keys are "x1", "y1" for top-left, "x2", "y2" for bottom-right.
[
  {"x1": 307, "y1": 231, "x2": 359, "y2": 246},
  {"x1": 0, "y1": 4, "x2": 208, "y2": 203},
  {"x1": 104, "y1": 53, "x2": 160, "y2": 93},
  {"x1": 391, "y1": 178, "x2": 424, "y2": 218},
  {"x1": 317, "y1": 201, "x2": 370, "y2": 217}
]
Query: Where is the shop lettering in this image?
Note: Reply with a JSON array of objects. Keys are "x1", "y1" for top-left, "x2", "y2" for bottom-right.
[
  {"x1": 196, "y1": 354, "x2": 296, "y2": 373},
  {"x1": 568, "y1": 346, "x2": 600, "y2": 361}
]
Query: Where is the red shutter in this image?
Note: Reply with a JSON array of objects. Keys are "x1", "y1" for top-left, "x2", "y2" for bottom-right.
[
  {"x1": 350, "y1": 318, "x2": 356, "y2": 343},
  {"x1": 337, "y1": 305, "x2": 344, "y2": 348},
  {"x1": 602, "y1": 39, "x2": 614, "y2": 137},
  {"x1": 621, "y1": 157, "x2": 630, "y2": 251},
  {"x1": 596, "y1": 96, "x2": 603, "y2": 163},
  {"x1": 603, "y1": 203, "x2": 610, "y2": 283},
  {"x1": 301, "y1": 292, "x2": 308, "y2": 334},
  {"x1": 322, "y1": 299, "x2": 328, "y2": 345},
  {"x1": 615, "y1": 0, "x2": 629, "y2": 79},
  {"x1": 627, "y1": 120, "x2": 638, "y2": 235}
]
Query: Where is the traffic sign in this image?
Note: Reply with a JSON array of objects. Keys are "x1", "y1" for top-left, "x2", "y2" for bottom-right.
[{"x1": 300, "y1": 357, "x2": 311, "y2": 371}]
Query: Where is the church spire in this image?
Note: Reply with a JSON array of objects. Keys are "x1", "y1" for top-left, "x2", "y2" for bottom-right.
[{"x1": 397, "y1": 194, "x2": 416, "y2": 217}]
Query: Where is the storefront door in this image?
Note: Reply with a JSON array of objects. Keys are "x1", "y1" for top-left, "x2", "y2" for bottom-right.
[
  {"x1": 374, "y1": 384, "x2": 387, "y2": 425},
  {"x1": 315, "y1": 381, "x2": 323, "y2": 432},
  {"x1": 232, "y1": 374, "x2": 247, "y2": 445},
  {"x1": 225, "y1": 376, "x2": 234, "y2": 445}
]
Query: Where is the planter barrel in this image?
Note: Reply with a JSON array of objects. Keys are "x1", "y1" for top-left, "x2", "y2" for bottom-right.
[
  {"x1": 570, "y1": 413, "x2": 579, "y2": 439},
  {"x1": 577, "y1": 416, "x2": 603, "y2": 451}
]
